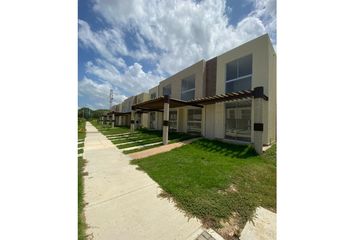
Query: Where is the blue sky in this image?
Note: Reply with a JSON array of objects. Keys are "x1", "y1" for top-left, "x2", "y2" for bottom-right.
[{"x1": 78, "y1": 0, "x2": 276, "y2": 110}]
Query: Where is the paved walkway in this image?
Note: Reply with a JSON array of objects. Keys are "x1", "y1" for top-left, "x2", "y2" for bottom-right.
[
  {"x1": 83, "y1": 122, "x2": 215, "y2": 240},
  {"x1": 128, "y1": 138, "x2": 201, "y2": 159},
  {"x1": 240, "y1": 207, "x2": 276, "y2": 240}
]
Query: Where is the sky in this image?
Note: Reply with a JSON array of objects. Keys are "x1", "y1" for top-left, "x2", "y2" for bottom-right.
[{"x1": 78, "y1": 0, "x2": 276, "y2": 110}]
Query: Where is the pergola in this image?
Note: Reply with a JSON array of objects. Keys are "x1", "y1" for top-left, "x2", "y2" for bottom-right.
[{"x1": 130, "y1": 87, "x2": 268, "y2": 154}]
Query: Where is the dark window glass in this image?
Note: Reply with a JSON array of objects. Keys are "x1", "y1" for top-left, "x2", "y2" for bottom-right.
[
  {"x1": 225, "y1": 100, "x2": 251, "y2": 142},
  {"x1": 150, "y1": 93, "x2": 156, "y2": 99},
  {"x1": 169, "y1": 110, "x2": 177, "y2": 131},
  {"x1": 238, "y1": 55, "x2": 252, "y2": 77},
  {"x1": 188, "y1": 109, "x2": 201, "y2": 121},
  {"x1": 187, "y1": 109, "x2": 201, "y2": 133},
  {"x1": 181, "y1": 75, "x2": 195, "y2": 100},
  {"x1": 181, "y1": 75, "x2": 195, "y2": 92},
  {"x1": 225, "y1": 76, "x2": 252, "y2": 93},
  {"x1": 149, "y1": 112, "x2": 156, "y2": 129},
  {"x1": 226, "y1": 60, "x2": 237, "y2": 81},
  {"x1": 163, "y1": 84, "x2": 171, "y2": 96},
  {"x1": 181, "y1": 90, "x2": 195, "y2": 101},
  {"x1": 225, "y1": 54, "x2": 252, "y2": 93}
]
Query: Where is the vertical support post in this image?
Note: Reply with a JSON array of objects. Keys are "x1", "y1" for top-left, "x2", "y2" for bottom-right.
[
  {"x1": 111, "y1": 113, "x2": 115, "y2": 128},
  {"x1": 130, "y1": 110, "x2": 135, "y2": 132},
  {"x1": 253, "y1": 87, "x2": 264, "y2": 155},
  {"x1": 163, "y1": 95, "x2": 170, "y2": 145}
]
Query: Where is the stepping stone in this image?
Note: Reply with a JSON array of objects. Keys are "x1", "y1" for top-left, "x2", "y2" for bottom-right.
[
  {"x1": 108, "y1": 135, "x2": 141, "y2": 140},
  {"x1": 115, "y1": 138, "x2": 160, "y2": 146},
  {"x1": 122, "y1": 142, "x2": 162, "y2": 151},
  {"x1": 105, "y1": 132, "x2": 139, "y2": 137}
]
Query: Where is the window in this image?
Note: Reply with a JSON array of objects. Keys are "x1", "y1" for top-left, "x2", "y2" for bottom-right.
[
  {"x1": 187, "y1": 109, "x2": 201, "y2": 134},
  {"x1": 169, "y1": 110, "x2": 177, "y2": 132},
  {"x1": 163, "y1": 84, "x2": 171, "y2": 96},
  {"x1": 225, "y1": 54, "x2": 252, "y2": 93},
  {"x1": 181, "y1": 75, "x2": 195, "y2": 101},
  {"x1": 149, "y1": 112, "x2": 156, "y2": 129},
  {"x1": 150, "y1": 93, "x2": 156, "y2": 99},
  {"x1": 225, "y1": 100, "x2": 252, "y2": 142}
]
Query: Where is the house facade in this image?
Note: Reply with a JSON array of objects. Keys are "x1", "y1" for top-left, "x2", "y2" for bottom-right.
[{"x1": 104, "y1": 34, "x2": 276, "y2": 151}]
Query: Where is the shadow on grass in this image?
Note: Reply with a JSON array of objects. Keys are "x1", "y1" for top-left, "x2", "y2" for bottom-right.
[{"x1": 192, "y1": 139, "x2": 258, "y2": 159}]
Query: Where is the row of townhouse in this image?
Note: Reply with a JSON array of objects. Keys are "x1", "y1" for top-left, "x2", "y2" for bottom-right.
[{"x1": 102, "y1": 34, "x2": 276, "y2": 154}]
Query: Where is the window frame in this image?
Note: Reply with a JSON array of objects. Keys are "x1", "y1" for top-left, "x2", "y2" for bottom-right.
[
  {"x1": 169, "y1": 110, "x2": 178, "y2": 132},
  {"x1": 225, "y1": 54, "x2": 253, "y2": 93},
  {"x1": 150, "y1": 92, "x2": 157, "y2": 100},
  {"x1": 187, "y1": 108, "x2": 202, "y2": 133},
  {"x1": 181, "y1": 75, "x2": 196, "y2": 101},
  {"x1": 162, "y1": 84, "x2": 172, "y2": 96},
  {"x1": 224, "y1": 100, "x2": 252, "y2": 142}
]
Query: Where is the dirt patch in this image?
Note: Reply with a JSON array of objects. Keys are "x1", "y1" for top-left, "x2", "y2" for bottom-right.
[
  {"x1": 217, "y1": 184, "x2": 239, "y2": 195},
  {"x1": 217, "y1": 212, "x2": 241, "y2": 240}
]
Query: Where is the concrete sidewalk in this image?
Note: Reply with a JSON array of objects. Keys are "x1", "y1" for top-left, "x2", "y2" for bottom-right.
[{"x1": 83, "y1": 122, "x2": 213, "y2": 240}]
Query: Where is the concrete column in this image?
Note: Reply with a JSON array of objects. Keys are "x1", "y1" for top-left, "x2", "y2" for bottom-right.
[
  {"x1": 100, "y1": 116, "x2": 103, "y2": 125},
  {"x1": 253, "y1": 87, "x2": 264, "y2": 155},
  {"x1": 111, "y1": 114, "x2": 115, "y2": 128},
  {"x1": 163, "y1": 95, "x2": 170, "y2": 145},
  {"x1": 130, "y1": 110, "x2": 135, "y2": 132}
]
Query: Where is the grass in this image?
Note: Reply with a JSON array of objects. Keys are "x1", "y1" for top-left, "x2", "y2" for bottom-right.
[
  {"x1": 123, "y1": 143, "x2": 164, "y2": 154},
  {"x1": 119, "y1": 131, "x2": 196, "y2": 153},
  {"x1": 92, "y1": 121, "x2": 198, "y2": 154},
  {"x1": 90, "y1": 119, "x2": 131, "y2": 135},
  {"x1": 78, "y1": 118, "x2": 87, "y2": 240},
  {"x1": 131, "y1": 139, "x2": 276, "y2": 238}
]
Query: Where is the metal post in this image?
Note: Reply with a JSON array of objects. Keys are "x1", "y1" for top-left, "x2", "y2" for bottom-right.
[
  {"x1": 163, "y1": 95, "x2": 170, "y2": 145},
  {"x1": 253, "y1": 87, "x2": 264, "y2": 155},
  {"x1": 130, "y1": 110, "x2": 135, "y2": 132}
]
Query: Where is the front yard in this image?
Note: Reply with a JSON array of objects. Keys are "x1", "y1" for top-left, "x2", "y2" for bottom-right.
[
  {"x1": 91, "y1": 120, "x2": 197, "y2": 154},
  {"x1": 131, "y1": 139, "x2": 276, "y2": 238}
]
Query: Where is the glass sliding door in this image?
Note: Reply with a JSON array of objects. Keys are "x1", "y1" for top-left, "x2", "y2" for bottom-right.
[
  {"x1": 149, "y1": 112, "x2": 156, "y2": 129},
  {"x1": 187, "y1": 109, "x2": 202, "y2": 134},
  {"x1": 169, "y1": 110, "x2": 177, "y2": 132},
  {"x1": 225, "y1": 100, "x2": 251, "y2": 142}
]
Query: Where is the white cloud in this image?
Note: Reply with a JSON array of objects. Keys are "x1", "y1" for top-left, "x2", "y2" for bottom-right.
[
  {"x1": 79, "y1": 0, "x2": 276, "y2": 107},
  {"x1": 90, "y1": 0, "x2": 275, "y2": 75},
  {"x1": 78, "y1": 77, "x2": 127, "y2": 109},
  {"x1": 248, "y1": 0, "x2": 276, "y2": 43},
  {"x1": 84, "y1": 58, "x2": 162, "y2": 97}
]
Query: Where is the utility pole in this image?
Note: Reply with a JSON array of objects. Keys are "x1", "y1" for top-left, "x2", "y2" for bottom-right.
[{"x1": 109, "y1": 89, "x2": 113, "y2": 110}]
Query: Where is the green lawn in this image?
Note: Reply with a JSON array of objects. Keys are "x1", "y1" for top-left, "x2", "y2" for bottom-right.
[
  {"x1": 92, "y1": 121, "x2": 197, "y2": 154},
  {"x1": 78, "y1": 118, "x2": 86, "y2": 141},
  {"x1": 131, "y1": 139, "x2": 276, "y2": 237},
  {"x1": 90, "y1": 119, "x2": 131, "y2": 135},
  {"x1": 78, "y1": 118, "x2": 87, "y2": 240}
]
